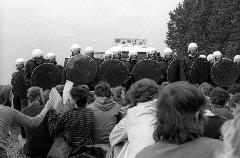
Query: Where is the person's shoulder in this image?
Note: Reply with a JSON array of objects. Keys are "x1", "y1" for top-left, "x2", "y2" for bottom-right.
[
  {"x1": 135, "y1": 144, "x2": 157, "y2": 158},
  {"x1": 197, "y1": 137, "x2": 223, "y2": 149}
]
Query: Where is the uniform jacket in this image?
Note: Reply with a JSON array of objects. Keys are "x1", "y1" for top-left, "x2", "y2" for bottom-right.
[
  {"x1": 11, "y1": 68, "x2": 27, "y2": 98},
  {"x1": 180, "y1": 55, "x2": 198, "y2": 82}
]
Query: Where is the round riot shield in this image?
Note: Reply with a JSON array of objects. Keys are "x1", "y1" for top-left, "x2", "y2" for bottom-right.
[
  {"x1": 98, "y1": 59, "x2": 128, "y2": 87},
  {"x1": 167, "y1": 59, "x2": 180, "y2": 83},
  {"x1": 190, "y1": 57, "x2": 211, "y2": 84},
  {"x1": 211, "y1": 58, "x2": 239, "y2": 87},
  {"x1": 66, "y1": 55, "x2": 97, "y2": 85},
  {"x1": 11, "y1": 70, "x2": 27, "y2": 97},
  {"x1": 31, "y1": 63, "x2": 62, "y2": 90},
  {"x1": 133, "y1": 59, "x2": 162, "y2": 83}
]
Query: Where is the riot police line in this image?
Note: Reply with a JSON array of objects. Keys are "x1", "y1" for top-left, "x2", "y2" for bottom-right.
[{"x1": 11, "y1": 42, "x2": 240, "y2": 110}]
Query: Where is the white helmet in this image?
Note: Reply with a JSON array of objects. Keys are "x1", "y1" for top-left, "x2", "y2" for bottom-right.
[
  {"x1": 16, "y1": 58, "x2": 25, "y2": 65},
  {"x1": 207, "y1": 54, "x2": 214, "y2": 61},
  {"x1": 46, "y1": 53, "x2": 56, "y2": 60},
  {"x1": 213, "y1": 51, "x2": 222, "y2": 58},
  {"x1": 129, "y1": 48, "x2": 138, "y2": 57},
  {"x1": 70, "y1": 44, "x2": 81, "y2": 52},
  {"x1": 188, "y1": 43, "x2": 198, "y2": 52},
  {"x1": 85, "y1": 46, "x2": 94, "y2": 54},
  {"x1": 32, "y1": 49, "x2": 43, "y2": 58},
  {"x1": 234, "y1": 55, "x2": 240, "y2": 63},
  {"x1": 104, "y1": 48, "x2": 114, "y2": 57},
  {"x1": 147, "y1": 47, "x2": 157, "y2": 55},
  {"x1": 163, "y1": 47, "x2": 173, "y2": 56},
  {"x1": 199, "y1": 55, "x2": 207, "y2": 58}
]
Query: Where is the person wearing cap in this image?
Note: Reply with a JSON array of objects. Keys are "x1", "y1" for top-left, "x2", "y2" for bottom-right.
[
  {"x1": 24, "y1": 49, "x2": 48, "y2": 88},
  {"x1": 207, "y1": 54, "x2": 215, "y2": 64},
  {"x1": 11, "y1": 58, "x2": 28, "y2": 110},
  {"x1": 62, "y1": 44, "x2": 81, "y2": 84},
  {"x1": 147, "y1": 48, "x2": 157, "y2": 60},
  {"x1": 162, "y1": 47, "x2": 174, "y2": 64},
  {"x1": 85, "y1": 46, "x2": 94, "y2": 58},
  {"x1": 180, "y1": 42, "x2": 199, "y2": 82},
  {"x1": 212, "y1": 51, "x2": 222, "y2": 63},
  {"x1": 47, "y1": 52, "x2": 63, "y2": 77}
]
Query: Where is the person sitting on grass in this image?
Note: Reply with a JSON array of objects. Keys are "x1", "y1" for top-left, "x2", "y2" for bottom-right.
[{"x1": 0, "y1": 85, "x2": 51, "y2": 158}]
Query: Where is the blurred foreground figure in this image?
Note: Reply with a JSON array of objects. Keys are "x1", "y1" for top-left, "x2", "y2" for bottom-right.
[
  {"x1": 11, "y1": 58, "x2": 28, "y2": 110},
  {"x1": 136, "y1": 81, "x2": 223, "y2": 158},
  {"x1": 24, "y1": 49, "x2": 47, "y2": 87}
]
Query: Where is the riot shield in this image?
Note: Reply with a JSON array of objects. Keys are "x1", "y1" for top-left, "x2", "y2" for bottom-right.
[
  {"x1": 211, "y1": 58, "x2": 239, "y2": 87},
  {"x1": 98, "y1": 59, "x2": 128, "y2": 87},
  {"x1": 167, "y1": 59, "x2": 181, "y2": 83},
  {"x1": 133, "y1": 59, "x2": 162, "y2": 83},
  {"x1": 31, "y1": 63, "x2": 62, "y2": 90},
  {"x1": 66, "y1": 55, "x2": 97, "y2": 85},
  {"x1": 190, "y1": 57, "x2": 211, "y2": 84}
]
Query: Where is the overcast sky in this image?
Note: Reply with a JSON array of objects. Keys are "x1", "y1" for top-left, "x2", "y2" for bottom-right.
[{"x1": 0, "y1": 0, "x2": 182, "y2": 84}]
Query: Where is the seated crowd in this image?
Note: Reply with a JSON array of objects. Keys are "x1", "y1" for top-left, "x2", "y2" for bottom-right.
[{"x1": 2, "y1": 79, "x2": 240, "y2": 158}]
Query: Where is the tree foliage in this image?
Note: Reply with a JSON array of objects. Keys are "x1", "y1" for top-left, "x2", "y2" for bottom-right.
[{"x1": 165, "y1": 0, "x2": 240, "y2": 58}]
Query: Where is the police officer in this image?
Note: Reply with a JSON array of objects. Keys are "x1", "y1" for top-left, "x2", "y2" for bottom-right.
[
  {"x1": 47, "y1": 52, "x2": 63, "y2": 79},
  {"x1": 213, "y1": 51, "x2": 222, "y2": 63},
  {"x1": 147, "y1": 47, "x2": 157, "y2": 60},
  {"x1": 162, "y1": 47, "x2": 174, "y2": 64},
  {"x1": 11, "y1": 58, "x2": 28, "y2": 110},
  {"x1": 62, "y1": 44, "x2": 81, "y2": 84},
  {"x1": 84, "y1": 46, "x2": 94, "y2": 58},
  {"x1": 180, "y1": 42, "x2": 199, "y2": 82},
  {"x1": 207, "y1": 54, "x2": 215, "y2": 65},
  {"x1": 24, "y1": 49, "x2": 47, "y2": 88}
]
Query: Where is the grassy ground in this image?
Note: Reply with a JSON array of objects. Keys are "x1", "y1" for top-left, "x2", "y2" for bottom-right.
[{"x1": 6, "y1": 125, "x2": 27, "y2": 158}]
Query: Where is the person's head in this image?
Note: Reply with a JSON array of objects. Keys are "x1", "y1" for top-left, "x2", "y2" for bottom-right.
[
  {"x1": 0, "y1": 85, "x2": 13, "y2": 107},
  {"x1": 153, "y1": 81, "x2": 206, "y2": 144},
  {"x1": 69, "y1": 86, "x2": 88, "y2": 108},
  {"x1": 229, "y1": 93, "x2": 240, "y2": 114},
  {"x1": 234, "y1": 55, "x2": 240, "y2": 65},
  {"x1": 94, "y1": 81, "x2": 112, "y2": 98},
  {"x1": 128, "y1": 78, "x2": 159, "y2": 107},
  {"x1": 56, "y1": 85, "x2": 64, "y2": 97},
  {"x1": 213, "y1": 51, "x2": 222, "y2": 62},
  {"x1": 188, "y1": 42, "x2": 198, "y2": 56},
  {"x1": 209, "y1": 87, "x2": 229, "y2": 107},
  {"x1": 129, "y1": 49, "x2": 138, "y2": 61},
  {"x1": 85, "y1": 46, "x2": 94, "y2": 58},
  {"x1": 46, "y1": 53, "x2": 56, "y2": 64},
  {"x1": 228, "y1": 83, "x2": 240, "y2": 96},
  {"x1": 199, "y1": 82, "x2": 213, "y2": 97},
  {"x1": 42, "y1": 89, "x2": 50, "y2": 104},
  {"x1": 104, "y1": 49, "x2": 113, "y2": 60},
  {"x1": 207, "y1": 54, "x2": 214, "y2": 64},
  {"x1": 15, "y1": 58, "x2": 25, "y2": 70},
  {"x1": 148, "y1": 48, "x2": 157, "y2": 60},
  {"x1": 163, "y1": 47, "x2": 173, "y2": 61},
  {"x1": 32, "y1": 49, "x2": 44, "y2": 64},
  {"x1": 70, "y1": 44, "x2": 81, "y2": 56},
  {"x1": 27, "y1": 87, "x2": 44, "y2": 105}
]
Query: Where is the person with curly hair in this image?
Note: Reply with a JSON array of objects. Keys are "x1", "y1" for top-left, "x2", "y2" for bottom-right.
[
  {"x1": 0, "y1": 85, "x2": 51, "y2": 158},
  {"x1": 136, "y1": 81, "x2": 223, "y2": 158},
  {"x1": 20, "y1": 86, "x2": 54, "y2": 157},
  {"x1": 109, "y1": 78, "x2": 159, "y2": 158}
]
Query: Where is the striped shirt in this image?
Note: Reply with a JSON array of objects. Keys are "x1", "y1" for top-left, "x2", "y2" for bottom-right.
[
  {"x1": 0, "y1": 105, "x2": 45, "y2": 149},
  {"x1": 48, "y1": 107, "x2": 94, "y2": 151}
]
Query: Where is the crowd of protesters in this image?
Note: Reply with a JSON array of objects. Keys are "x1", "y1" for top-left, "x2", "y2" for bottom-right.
[{"x1": 1, "y1": 44, "x2": 240, "y2": 158}]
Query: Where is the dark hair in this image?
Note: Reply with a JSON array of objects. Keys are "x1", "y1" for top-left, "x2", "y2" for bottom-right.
[
  {"x1": 0, "y1": 85, "x2": 12, "y2": 106},
  {"x1": 70, "y1": 86, "x2": 88, "y2": 107},
  {"x1": 228, "y1": 83, "x2": 240, "y2": 95},
  {"x1": 27, "y1": 87, "x2": 43, "y2": 104},
  {"x1": 42, "y1": 89, "x2": 50, "y2": 104},
  {"x1": 94, "y1": 81, "x2": 112, "y2": 98},
  {"x1": 199, "y1": 82, "x2": 213, "y2": 97},
  {"x1": 56, "y1": 85, "x2": 64, "y2": 97},
  {"x1": 128, "y1": 78, "x2": 159, "y2": 107},
  {"x1": 229, "y1": 93, "x2": 240, "y2": 109},
  {"x1": 209, "y1": 87, "x2": 229, "y2": 106},
  {"x1": 153, "y1": 81, "x2": 206, "y2": 144}
]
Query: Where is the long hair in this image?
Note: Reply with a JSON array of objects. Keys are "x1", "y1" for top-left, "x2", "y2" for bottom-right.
[{"x1": 153, "y1": 81, "x2": 206, "y2": 144}]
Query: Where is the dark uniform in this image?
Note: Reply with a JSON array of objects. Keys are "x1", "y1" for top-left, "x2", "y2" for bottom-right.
[
  {"x1": 61, "y1": 57, "x2": 71, "y2": 84},
  {"x1": 24, "y1": 59, "x2": 48, "y2": 88},
  {"x1": 11, "y1": 68, "x2": 28, "y2": 110},
  {"x1": 180, "y1": 55, "x2": 198, "y2": 82}
]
